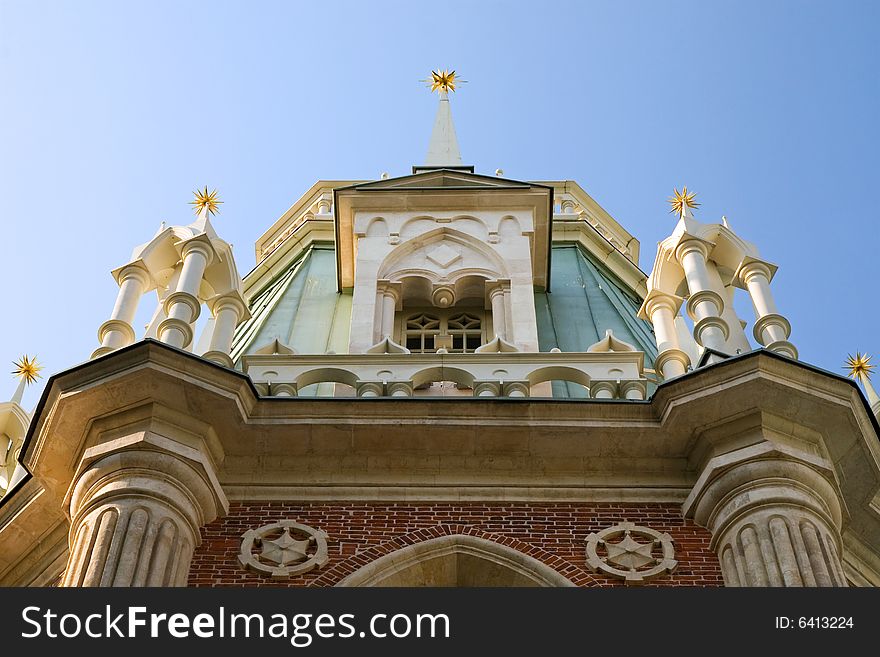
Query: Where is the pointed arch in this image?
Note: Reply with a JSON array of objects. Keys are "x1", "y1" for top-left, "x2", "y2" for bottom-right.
[
  {"x1": 307, "y1": 525, "x2": 594, "y2": 587},
  {"x1": 335, "y1": 534, "x2": 577, "y2": 587},
  {"x1": 378, "y1": 227, "x2": 508, "y2": 283}
]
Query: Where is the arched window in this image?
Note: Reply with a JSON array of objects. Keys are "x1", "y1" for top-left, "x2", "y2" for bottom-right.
[
  {"x1": 448, "y1": 313, "x2": 482, "y2": 353},
  {"x1": 405, "y1": 313, "x2": 441, "y2": 353}
]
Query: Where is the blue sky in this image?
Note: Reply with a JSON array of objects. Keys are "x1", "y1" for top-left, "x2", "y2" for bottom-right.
[{"x1": 1, "y1": 0, "x2": 877, "y2": 408}]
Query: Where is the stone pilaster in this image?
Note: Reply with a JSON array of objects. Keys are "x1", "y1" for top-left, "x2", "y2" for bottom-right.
[
  {"x1": 684, "y1": 444, "x2": 847, "y2": 587},
  {"x1": 61, "y1": 430, "x2": 227, "y2": 587}
]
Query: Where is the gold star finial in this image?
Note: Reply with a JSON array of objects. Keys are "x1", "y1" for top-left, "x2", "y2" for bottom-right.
[
  {"x1": 845, "y1": 352, "x2": 875, "y2": 380},
  {"x1": 668, "y1": 186, "x2": 700, "y2": 219},
  {"x1": 189, "y1": 186, "x2": 223, "y2": 217},
  {"x1": 12, "y1": 355, "x2": 42, "y2": 386},
  {"x1": 427, "y1": 69, "x2": 460, "y2": 94}
]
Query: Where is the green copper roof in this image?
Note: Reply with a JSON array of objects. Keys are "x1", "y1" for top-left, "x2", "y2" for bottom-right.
[
  {"x1": 231, "y1": 246, "x2": 351, "y2": 362},
  {"x1": 232, "y1": 243, "x2": 656, "y2": 399},
  {"x1": 536, "y1": 245, "x2": 656, "y2": 398}
]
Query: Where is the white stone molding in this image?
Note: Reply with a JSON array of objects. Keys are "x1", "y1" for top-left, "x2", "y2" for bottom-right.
[
  {"x1": 589, "y1": 380, "x2": 617, "y2": 399},
  {"x1": 474, "y1": 334, "x2": 520, "y2": 353},
  {"x1": 366, "y1": 335, "x2": 411, "y2": 354},
  {"x1": 238, "y1": 520, "x2": 329, "y2": 578},
  {"x1": 684, "y1": 444, "x2": 847, "y2": 587},
  {"x1": 585, "y1": 521, "x2": 677, "y2": 585},
  {"x1": 473, "y1": 381, "x2": 502, "y2": 397},
  {"x1": 242, "y1": 349, "x2": 646, "y2": 399},
  {"x1": 61, "y1": 431, "x2": 227, "y2": 587},
  {"x1": 588, "y1": 329, "x2": 638, "y2": 354},
  {"x1": 253, "y1": 338, "x2": 297, "y2": 355}
]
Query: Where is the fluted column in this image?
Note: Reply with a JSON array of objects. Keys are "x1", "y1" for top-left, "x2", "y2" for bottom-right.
[
  {"x1": 675, "y1": 238, "x2": 730, "y2": 357},
  {"x1": 203, "y1": 292, "x2": 249, "y2": 367},
  {"x1": 685, "y1": 451, "x2": 847, "y2": 587},
  {"x1": 92, "y1": 263, "x2": 151, "y2": 359},
  {"x1": 158, "y1": 239, "x2": 214, "y2": 349},
  {"x1": 61, "y1": 434, "x2": 227, "y2": 587},
  {"x1": 737, "y1": 258, "x2": 797, "y2": 359},
  {"x1": 641, "y1": 291, "x2": 691, "y2": 379}
]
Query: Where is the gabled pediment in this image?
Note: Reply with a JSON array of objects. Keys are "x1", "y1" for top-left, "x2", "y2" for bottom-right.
[{"x1": 343, "y1": 169, "x2": 532, "y2": 192}]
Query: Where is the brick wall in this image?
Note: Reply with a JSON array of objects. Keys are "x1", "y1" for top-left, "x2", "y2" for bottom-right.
[{"x1": 189, "y1": 502, "x2": 723, "y2": 587}]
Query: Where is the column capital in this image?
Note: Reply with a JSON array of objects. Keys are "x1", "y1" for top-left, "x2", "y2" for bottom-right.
[
  {"x1": 178, "y1": 235, "x2": 217, "y2": 266},
  {"x1": 375, "y1": 279, "x2": 402, "y2": 305},
  {"x1": 207, "y1": 290, "x2": 250, "y2": 322},
  {"x1": 485, "y1": 278, "x2": 511, "y2": 301},
  {"x1": 684, "y1": 441, "x2": 847, "y2": 586},
  {"x1": 111, "y1": 260, "x2": 152, "y2": 288},
  {"x1": 638, "y1": 289, "x2": 685, "y2": 321},
  {"x1": 733, "y1": 256, "x2": 778, "y2": 289},
  {"x1": 673, "y1": 234, "x2": 714, "y2": 264}
]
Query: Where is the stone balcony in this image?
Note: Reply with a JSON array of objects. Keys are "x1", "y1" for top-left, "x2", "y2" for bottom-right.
[{"x1": 241, "y1": 342, "x2": 649, "y2": 400}]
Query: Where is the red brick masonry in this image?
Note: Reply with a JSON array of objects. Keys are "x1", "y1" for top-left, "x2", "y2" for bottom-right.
[{"x1": 189, "y1": 502, "x2": 723, "y2": 587}]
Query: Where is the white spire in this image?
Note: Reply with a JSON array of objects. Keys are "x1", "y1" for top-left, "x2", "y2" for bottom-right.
[{"x1": 425, "y1": 89, "x2": 462, "y2": 167}]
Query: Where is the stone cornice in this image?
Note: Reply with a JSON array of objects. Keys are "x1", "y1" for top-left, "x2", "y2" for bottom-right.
[{"x1": 2, "y1": 341, "x2": 880, "y2": 584}]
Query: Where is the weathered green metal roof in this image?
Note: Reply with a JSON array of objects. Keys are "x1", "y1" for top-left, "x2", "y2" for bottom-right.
[
  {"x1": 536, "y1": 245, "x2": 656, "y2": 397},
  {"x1": 232, "y1": 243, "x2": 655, "y2": 399},
  {"x1": 231, "y1": 246, "x2": 351, "y2": 363}
]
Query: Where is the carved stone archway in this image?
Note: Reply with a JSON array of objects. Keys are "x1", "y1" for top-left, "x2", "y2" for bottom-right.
[{"x1": 335, "y1": 534, "x2": 576, "y2": 587}]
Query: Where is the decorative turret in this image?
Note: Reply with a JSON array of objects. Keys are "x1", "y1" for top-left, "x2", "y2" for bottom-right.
[
  {"x1": 0, "y1": 355, "x2": 40, "y2": 497},
  {"x1": 640, "y1": 188, "x2": 796, "y2": 380},
  {"x1": 91, "y1": 188, "x2": 249, "y2": 367}
]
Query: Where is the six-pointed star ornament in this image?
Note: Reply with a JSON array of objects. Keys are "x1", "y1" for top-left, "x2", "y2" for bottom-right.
[{"x1": 259, "y1": 531, "x2": 315, "y2": 566}]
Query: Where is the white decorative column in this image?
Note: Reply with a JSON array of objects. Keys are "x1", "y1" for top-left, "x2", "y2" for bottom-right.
[
  {"x1": 685, "y1": 448, "x2": 847, "y2": 587},
  {"x1": 92, "y1": 263, "x2": 151, "y2": 359},
  {"x1": 61, "y1": 431, "x2": 227, "y2": 587},
  {"x1": 487, "y1": 281, "x2": 508, "y2": 340},
  {"x1": 203, "y1": 291, "x2": 249, "y2": 368},
  {"x1": 158, "y1": 238, "x2": 214, "y2": 349},
  {"x1": 640, "y1": 290, "x2": 691, "y2": 379},
  {"x1": 379, "y1": 283, "x2": 401, "y2": 340},
  {"x1": 675, "y1": 237, "x2": 730, "y2": 358},
  {"x1": 736, "y1": 258, "x2": 797, "y2": 359}
]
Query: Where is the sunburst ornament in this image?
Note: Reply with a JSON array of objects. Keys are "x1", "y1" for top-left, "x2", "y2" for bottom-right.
[
  {"x1": 668, "y1": 186, "x2": 700, "y2": 219},
  {"x1": 12, "y1": 355, "x2": 42, "y2": 386},
  {"x1": 189, "y1": 187, "x2": 223, "y2": 216},
  {"x1": 428, "y1": 69, "x2": 459, "y2": 94},
  {"x1": 845, "y1": 352, "x2": 875, "y2": 380}
]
